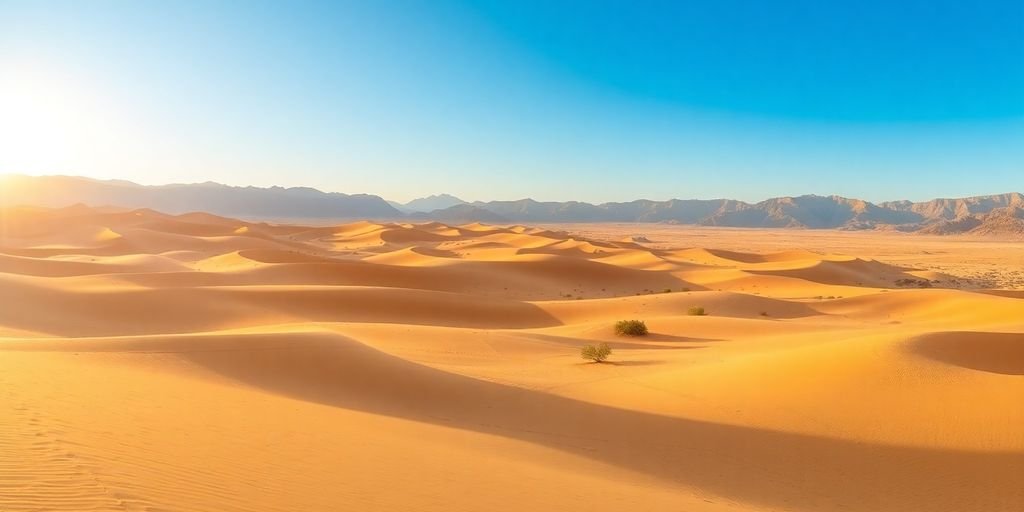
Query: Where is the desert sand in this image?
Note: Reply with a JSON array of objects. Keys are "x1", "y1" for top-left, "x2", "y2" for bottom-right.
[{"x1": 1, "y1": 205, "x2": 1021, "y2": 512}]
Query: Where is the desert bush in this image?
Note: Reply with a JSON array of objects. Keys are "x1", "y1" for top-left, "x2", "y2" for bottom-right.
[
  {"x1": 687, "y1": 306, "x2": 707, "y2": 316},
  {"x1": 581, "y1": 342, "x2": 612, "y2": 362},
  {"x1": 894, "y1": 278, "x2": 933, "y2": 289},
  {"x1": 662, "y1": 288, "x2": 673, "y2": 293},
  {"x1": 614, "y1": 319, "x2": 648, "y2": 336}
]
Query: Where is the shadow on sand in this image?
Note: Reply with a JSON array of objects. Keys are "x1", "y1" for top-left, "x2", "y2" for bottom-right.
[{"x1": 178, "y1": 332, "x2": 1023, "y2": 512}]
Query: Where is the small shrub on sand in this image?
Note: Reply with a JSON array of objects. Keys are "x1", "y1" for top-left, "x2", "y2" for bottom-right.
[
  {"x1": 614, "y1": 319, "x2": 648, "y2": 336},
  {"x1": 687, "y1": 306, "x2": 707, "y2": 316},
  {"x1": 662, "y1": 288, "x2": 673, "y2": 293},
  {"x1": 581, "y1": 342, "x2": 612, "y2": 363}
]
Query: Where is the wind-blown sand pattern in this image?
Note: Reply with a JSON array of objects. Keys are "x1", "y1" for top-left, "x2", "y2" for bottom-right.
[{"x1": 1, "y1": 205, "x2": 1022, "y2": 512}]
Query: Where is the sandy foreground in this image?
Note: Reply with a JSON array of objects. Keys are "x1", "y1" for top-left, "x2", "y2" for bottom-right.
[{"x1": 0, "y1": 205, "x2": 1021, "y2": 512}]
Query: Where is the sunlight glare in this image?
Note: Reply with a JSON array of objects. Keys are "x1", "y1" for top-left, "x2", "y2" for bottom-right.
[{"x1": 0, "y1": 66, "x2": 124, "y2": 174}]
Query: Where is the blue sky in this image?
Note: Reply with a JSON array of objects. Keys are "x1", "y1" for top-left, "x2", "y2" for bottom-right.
[{"x1": 1, "y1": 0, "x2": 1022, "y2": 202}]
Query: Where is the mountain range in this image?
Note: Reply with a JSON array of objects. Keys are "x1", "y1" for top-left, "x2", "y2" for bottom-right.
[
  {"x1": 388, "y1": 193, "x2": 467, "y2": 213},
  {"x1": 0, "y1": 174, "x2": 402, "y2": 219},
  {"x1": 1, "y1": 174, "x2": 1022, "y2": 236}
]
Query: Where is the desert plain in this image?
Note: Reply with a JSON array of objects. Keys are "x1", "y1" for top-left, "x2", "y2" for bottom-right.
[{"x1": 1, "y1": 205, "x2": 1022, "y2": 512}]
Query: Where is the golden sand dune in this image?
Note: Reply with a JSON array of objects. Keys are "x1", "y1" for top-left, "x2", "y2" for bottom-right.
[
  {"x1": 909, "y1": 331, "x2": 1024, "y2": 376},
  {"x1": 1, "y1": 206, "x2": 1022, "y2": 512}
]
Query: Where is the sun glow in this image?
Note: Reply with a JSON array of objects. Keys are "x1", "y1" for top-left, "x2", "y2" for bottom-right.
[{"x1": 0, "y1": 66, "x2": 131, "y2": 175}]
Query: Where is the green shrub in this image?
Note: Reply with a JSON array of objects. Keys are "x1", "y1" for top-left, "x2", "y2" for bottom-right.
[
  {"x1": 614, "y1": 319, "x2": 648, "y2": 336},
  {"x1": 581, "y1": 342, "x2": 612, "y2": 362},
  {"x1": 687, "y1": 306, "x2": 707, "y2": 316}
]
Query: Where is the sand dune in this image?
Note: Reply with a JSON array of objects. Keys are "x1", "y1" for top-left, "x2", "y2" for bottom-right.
[
  {"x1": 908, "y1": 331, "x2": 1024, "y2": 375},
  {"x1": 1, "y1": 206, "x2": 1021, "y2": 512}
]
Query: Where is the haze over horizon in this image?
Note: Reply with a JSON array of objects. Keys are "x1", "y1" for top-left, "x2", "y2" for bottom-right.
[
  {"x1": 2, "y1": 1, "x2": 1022, "y2": 203},
  {"x1": 4, "y1": 172, "x2": 1024, "y2": 207}
]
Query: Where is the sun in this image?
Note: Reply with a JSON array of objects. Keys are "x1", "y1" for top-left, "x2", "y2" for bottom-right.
[{"x1": 0, "y1": 67, "x2": 112, "y2": 174}]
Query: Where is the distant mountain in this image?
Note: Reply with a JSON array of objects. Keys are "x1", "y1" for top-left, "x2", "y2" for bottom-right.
[
  {"x1": 0, "y1": 174, "x2": 403, "y2": 220},
  {"x1": 397, "y1": 193, "x2": 467, "y2": 213},
  {"x1": 2, "y1": 174, "x2": 1021, "y2": 236},
  {"x1": 700, "y1": 195, "x2": 924, "y2": 228},
  {"x1": 386, "y1": 200, "x2": 413, "y2": 213},
  {"x1": 423, "y1": 193, "x2": 1024, "y2": 235},
  {"x1": 410, "y1": 204, "x2": 509, "y2": 224},
  {"x1": 881, "y1": 193, "x2": 1024, "y2": 220},
  {"x1": 918, "y1": 206, "x2": 1024, "y2": 236}
]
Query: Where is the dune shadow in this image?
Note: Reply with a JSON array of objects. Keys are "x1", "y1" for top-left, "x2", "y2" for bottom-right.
[
  {"x1": 523, "y1": 332, "x2": 720, "y2": 350},
  {"x1": 909, "y1": 331, "x2": 1024, "y2": 376},
  {"x1": 645, "y1": 332, "x2": 723, "y2": 343},
  {"x1": 0, "y1": 284, "x2": 563, "y2": 337},
  {"x1": 177, "y1": 332, "x2": 1024, "y2": 512},
  {"x1": 979, "y1": 289, "x2": 1024, "y2": 300},
  {"x1": 604, "y1": 359, "x2": 666, "y2": 366}
]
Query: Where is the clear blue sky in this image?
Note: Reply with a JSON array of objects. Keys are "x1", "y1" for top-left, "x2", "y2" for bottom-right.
[{"x1": 1, "y1": 0, "x2": 1022, "y2": 202}]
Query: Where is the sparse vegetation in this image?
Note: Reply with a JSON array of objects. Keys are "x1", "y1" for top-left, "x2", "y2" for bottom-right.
[
  {"x1": 759, "y1": 311, "x2": 769, "y2": 317},
  {"x1": 581, "y1": 342, "x2": 612, "y2": 362},
  {"x1": 687, "y1": 306, "x2": 707, "y2": 316},
  {"x1": 895, "y1": 278, "x2": 933, "y2": 288},
  {"x1": 614, "y1": 319, "x2": 648, "y2": 336},
  {"x1": 662, "y1": 288, "x2": 673, "y2": 293}
]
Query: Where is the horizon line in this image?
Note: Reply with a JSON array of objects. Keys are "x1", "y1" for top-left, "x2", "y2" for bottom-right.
[{"x1": 3, "y1": 172, "x2": 1022, "y2": 207}]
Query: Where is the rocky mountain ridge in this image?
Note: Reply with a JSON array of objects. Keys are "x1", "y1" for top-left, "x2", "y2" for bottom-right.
[{"x1": 2, "y1": 174, "x2": 1021, "y2": 235}]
